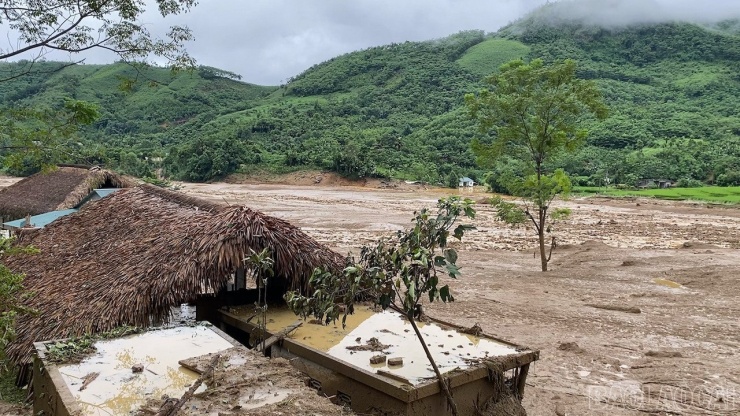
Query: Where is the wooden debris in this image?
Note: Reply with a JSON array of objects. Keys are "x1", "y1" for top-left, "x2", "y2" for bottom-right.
[
  {"x1": 586, "y1": 303, "x2": 641, "y2": 314},
  {"x1": 156, "y1": 353, "x2": 221, "y2": 416},
  {"x1": 257, "y1": 320, "x2": 303, "y2": 353},
  {"x1": 79, "y1": 372, "x2": 99, "y2": 391}
]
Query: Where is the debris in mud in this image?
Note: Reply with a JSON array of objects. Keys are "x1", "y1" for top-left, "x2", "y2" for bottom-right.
[
  {"x1": 137, "y1": 347, "x2": 347, "y2": 415},
  {"x1": 370, "y1": 355, "x2": 387, "y2": 364},
  {"x1": 557, "y1": 342, "x2": 585, "y2": 354},
  {"x1": 586, "y1": 303, "x2": 641, "y2": 314},
  {"x1": 645, "y1": 350, "x2": 683, "y2": 358},
  {"x1": 346, "y1": 337, "x2": 389, "y2": 352},
  {"x1": 460, "y1": 323, "x2": 483, "y2": 336},
  {"x1": 79, "y1": 372, "x2": 99, "y2": 391}
]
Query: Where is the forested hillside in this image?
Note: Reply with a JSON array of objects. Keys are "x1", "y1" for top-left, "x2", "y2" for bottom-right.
[{"x1": 1, "y1": 9, "x2": 739, "y2": 187}]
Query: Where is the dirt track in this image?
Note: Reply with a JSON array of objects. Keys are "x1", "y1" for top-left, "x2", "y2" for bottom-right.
[{"x1": 180, "y1": 181, "x2": 740, "y2": 416}]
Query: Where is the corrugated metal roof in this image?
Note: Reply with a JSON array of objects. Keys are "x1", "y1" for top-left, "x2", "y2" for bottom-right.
[{"x1": 3, "y1": 209, "x2": 79, "y2": 229}]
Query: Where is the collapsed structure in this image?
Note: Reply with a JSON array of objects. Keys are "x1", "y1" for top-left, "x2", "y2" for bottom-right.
[{"x1": 2, "y1": 184, "x2": 344, "y2": 369}]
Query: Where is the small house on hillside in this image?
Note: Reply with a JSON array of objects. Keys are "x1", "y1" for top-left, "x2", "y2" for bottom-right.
[
  {"x1": 458, "y1": 177, "x2": 475, "y2": 187},
  {"x1": 0, "y1": 166, "x2": 132, "y2": 230},
  {"x1": 1, "y1": 184, "x2": 344, "y2": 373}
]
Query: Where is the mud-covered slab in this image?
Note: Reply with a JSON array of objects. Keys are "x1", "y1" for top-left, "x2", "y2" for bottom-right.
[{"x1": 56, "y1": 325, "x2": 233, "y2": 415}]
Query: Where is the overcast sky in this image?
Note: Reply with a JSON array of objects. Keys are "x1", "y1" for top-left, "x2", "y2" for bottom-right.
[{"x1": 3, "y1": 0, "x2": 740, "y2": 85}]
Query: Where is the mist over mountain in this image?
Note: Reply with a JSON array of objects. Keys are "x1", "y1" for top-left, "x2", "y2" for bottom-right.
[{"x1": 518, "y1": 0, "x2": 740, "y2": 29}]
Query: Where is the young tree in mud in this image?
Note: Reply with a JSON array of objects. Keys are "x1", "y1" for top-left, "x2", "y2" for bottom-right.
[
  {"x1": 466, "y1": 59, "x2": 607, "y2": 271},
  {"x1": 285, "y1": 196, "x2": 476, "y2": 416},
  {"x1": 1, "y1": 0, "x2": 196, "y2": 172}
]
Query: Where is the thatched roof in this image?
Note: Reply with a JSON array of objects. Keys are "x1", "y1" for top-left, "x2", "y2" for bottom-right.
[
  {"x1": 0, "y1": 166, "x2": 133, "y2": 221},
  {"x1": 2, "y1": 184, "x2": 345, "y2": 365}
]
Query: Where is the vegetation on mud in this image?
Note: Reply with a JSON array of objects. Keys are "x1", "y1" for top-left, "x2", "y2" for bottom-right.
[{"x1": 42, "y1": 326, "x2": 144, "y2": 364}]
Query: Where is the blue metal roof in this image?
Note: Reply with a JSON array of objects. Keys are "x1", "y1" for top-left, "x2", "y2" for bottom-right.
[
  {"x1": 460, "y1": 177, "x2": 474, "y2": 182},
  {"x1": 94, "y1": 188, "x2": 120, "y2": 198},
  {"x1": 3, "y1": 209, "x2": 78, "y2": 229}
]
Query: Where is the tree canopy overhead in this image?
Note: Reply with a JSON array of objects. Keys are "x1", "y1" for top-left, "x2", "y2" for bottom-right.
[{"x1": 0, "y1": 0, "x2": 196, "y2": 78}]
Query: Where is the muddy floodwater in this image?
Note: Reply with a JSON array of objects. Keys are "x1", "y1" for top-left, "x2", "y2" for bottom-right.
[{"x1": 181, "y1": 181, "x2": 740, "y2": 416}]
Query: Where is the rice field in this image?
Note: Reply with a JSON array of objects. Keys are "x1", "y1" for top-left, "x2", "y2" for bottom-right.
[{"x1": 574, "y1": 186, "x2": 740, "y2": 203}]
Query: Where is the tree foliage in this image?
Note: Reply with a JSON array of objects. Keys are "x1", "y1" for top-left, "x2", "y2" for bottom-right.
[
  {"x1": 466, "y1": 59, "x2": 606, "y2": 271},
  {"x1": 0, "y1": 237, "x2": 38, "y2": 370},
  {"x1": 285, "y1": 196, "x2": 476, "y2": 415},
  {"x1": 0, "y1": 0, "x2": 196, "y2": 77},
  {"x1": 1, "y1": 99, "x2": 99, "y2": 174}
]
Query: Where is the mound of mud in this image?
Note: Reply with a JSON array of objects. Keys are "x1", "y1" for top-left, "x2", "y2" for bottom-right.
[
  {"x1": 138, "y1": 346, "x2": 346, "y2": 415},
  {"x1": 578, "y1": 240, "x2": 613, "y2": 251},
  {"x1": 679, "y1": 241, "x2": 720, "y2": 250}
]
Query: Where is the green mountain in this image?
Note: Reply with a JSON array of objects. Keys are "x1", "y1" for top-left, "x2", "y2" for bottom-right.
[{"x1": 1, "y1": 9, "x2": 739, "y2": 187}]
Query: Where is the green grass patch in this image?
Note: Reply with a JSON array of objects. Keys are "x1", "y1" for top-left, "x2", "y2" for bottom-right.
[
  {"x1": 0, "y1": 370, "x2": 25, "y2": 404},
  {"x1": 457, "y1": 38, "x2": 531, "y2": 78},
  {"x1": 574, "y1": 186, "x2": 740, "y2": 203}
]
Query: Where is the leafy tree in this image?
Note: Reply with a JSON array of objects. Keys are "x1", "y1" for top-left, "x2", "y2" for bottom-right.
[
  {"x1": 285, "y1": 197, "x2": 476, "y2": 416},
  {"x1": 466, "y1": 59, "x2": 607, "y2": 271},
  {"x1": 1, "y1": 99, "x2": 99, "y2": 172},
  {"x1": 1, "y1": 0, "x2": 197, "y2": 174},
  {"x1": 0, "y1": 0, "x2": 196, "y2": 80}
]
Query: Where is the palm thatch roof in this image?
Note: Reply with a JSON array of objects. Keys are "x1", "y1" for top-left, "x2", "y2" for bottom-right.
[
  {"x1": 1, "y1": 184, "x2": 345, "y2": 365},
  {"x1": 0, "y1": 166, "x2": 133, "y2": 221}
]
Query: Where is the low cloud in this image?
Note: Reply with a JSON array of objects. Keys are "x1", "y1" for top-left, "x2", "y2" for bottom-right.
[
  {"x1": 531, "y1": 0, "x2": 740, "y2": 27},
  {"x1": 2, "y1": 0, "x2": 739, "y2": 85}
]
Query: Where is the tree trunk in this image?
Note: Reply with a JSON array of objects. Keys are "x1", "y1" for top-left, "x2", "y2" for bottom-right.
[
  {"x1": 538, "y1": 212, "x2": 548, "y2": 272},
  {"x1": 408, "y1": 316, "x2": 458, "y2": 416}
]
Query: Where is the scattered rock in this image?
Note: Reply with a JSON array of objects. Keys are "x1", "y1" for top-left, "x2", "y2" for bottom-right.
[
  {"x1": 132, "y1": 364, "x2": 144, "y2": 373},
  {"x1": 557, "y1": 342, "x2": 585, "y2": 354},
  {"x1": 388, "y1": 357, "x2": 403, "y2": 366},
  {"x1": 370, "y1": 355, "x2": 386, "y2": 365}
]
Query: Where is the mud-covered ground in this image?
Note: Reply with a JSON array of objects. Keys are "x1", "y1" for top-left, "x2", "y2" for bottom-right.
[
  {"x1": 180, "y1": 181, "x2": 740, "y2": 416},
  {"x1": 2, "y1": 175, "x2": 739, "y2": 415}
]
